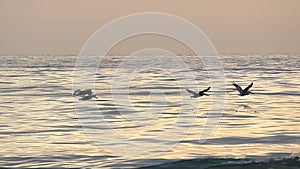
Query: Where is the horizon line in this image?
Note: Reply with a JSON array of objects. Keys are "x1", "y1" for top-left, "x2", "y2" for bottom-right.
[{"x1": 0, "y1": 52, "x2": 300, "y2": 57}]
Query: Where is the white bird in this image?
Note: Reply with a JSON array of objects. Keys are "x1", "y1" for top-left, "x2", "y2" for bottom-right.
[
  {"x1": 73, "y1": 89, "x2": 92, "y2": 97},
  {"x1": 233, "y1": 82, "x2": 253, "y2": 96},
  {"x1": 79, "y1": 94, "x2": 97, "y2": 101},
  {"x1": 186, "y1": 87, "x2": 211, "y2": 98}
]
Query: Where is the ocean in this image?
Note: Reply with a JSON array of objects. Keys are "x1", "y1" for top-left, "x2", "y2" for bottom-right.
[{"x1": 0, "y1": 55, "x2": 299, "y2": 168}]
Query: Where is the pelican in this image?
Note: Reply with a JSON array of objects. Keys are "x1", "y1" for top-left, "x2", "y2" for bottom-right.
[
  {"x1": 186, "y1": 87, "x2": 211, "y2": 98},
  {"x1": 79, "y1": 94, "x2": 97, "y2": 101},
  {"x1": 233, "y1": 82, "x2": 253, "y2": 96},
  {"x1": 73, "y1": 89, "x2": 92, "y2": 97}
]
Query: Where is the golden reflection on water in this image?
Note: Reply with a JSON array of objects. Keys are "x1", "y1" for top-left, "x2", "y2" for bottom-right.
[{"x1": 0, "y1": 55, "x2": 299, "y2": 167}]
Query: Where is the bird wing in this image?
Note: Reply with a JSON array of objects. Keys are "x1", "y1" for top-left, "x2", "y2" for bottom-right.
[
  {"x1": 82, "y1": 89, "x2": 92, "y2": 96},
  {"x1": 186, "y1": 89, "x2": 197, "y2": 96},
  {"x1": 233, "y1": 83, "x2": 243, "y2": 94},
  {"x1": 73, "y1": 89, "x2": 79, "y2": 96},
  {"x1": 202, "y1": 87, "x2": 211, "y2": 93},
  {"x1": 243, "y1": 82, "x2": 253, "y2": 92}
]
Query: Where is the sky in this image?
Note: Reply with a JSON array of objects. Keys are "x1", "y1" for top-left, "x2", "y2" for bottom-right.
[{"x1": 0, "y1": 0, "x2": 299, "y2": 55}]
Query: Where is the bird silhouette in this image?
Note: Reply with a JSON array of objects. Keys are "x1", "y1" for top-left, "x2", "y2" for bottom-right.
[
  {"x1": 233, "y1": 82, "x2": 253, "y2": 96},
  {"x1": 73, "y1": 89, "x2": 93, "y2": 97},
  {"x1": 186, "y1": 87, "x2": 211, "y2": 98}
]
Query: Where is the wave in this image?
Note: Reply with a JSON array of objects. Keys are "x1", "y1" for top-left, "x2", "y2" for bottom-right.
[{"x1": 139, "y1": 156, "x2": 299, "y2": 169}]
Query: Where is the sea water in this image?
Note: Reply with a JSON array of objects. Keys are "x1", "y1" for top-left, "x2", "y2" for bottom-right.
[{"x1": 0, "y1": 55, "x2": 299, "y2": 168}]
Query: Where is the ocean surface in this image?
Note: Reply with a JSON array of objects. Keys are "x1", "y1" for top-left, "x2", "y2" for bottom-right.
[{"x1": 0, "y1": 55, "x2": 299, "y2": 168}]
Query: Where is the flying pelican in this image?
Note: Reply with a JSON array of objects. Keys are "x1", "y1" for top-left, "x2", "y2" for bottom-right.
[
  {"x1": 186, "y1": 87, "x2": 211, "y2": 98},
  {"x1": 73, "y1": 89, "x2": 92, "y2": 97},
  {"x1": 233, "y1": 82, "x2": 253, "y2": 96},
  {"x1": 79, "y1": 94, "x2": 97, "y2": 101}
]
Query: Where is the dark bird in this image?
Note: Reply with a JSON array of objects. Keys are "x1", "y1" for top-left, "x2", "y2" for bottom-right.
[
  {"x1": 186, "y1": 87, "x2": 211, "y2": 98},
  {"x1": 233, "y1": 82, "x2": 253, "y2": 96},
  {"x1": 73, "y1": 89, "x2": 93, "y2": 97},
  {"x1": 79, "y1": 94, "x2": 97, "y2": 101}
]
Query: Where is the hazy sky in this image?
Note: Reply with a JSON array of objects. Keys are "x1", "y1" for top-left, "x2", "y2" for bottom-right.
[{"x1": 0, "y1": 0, "x2": 299, "y2": 55}]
